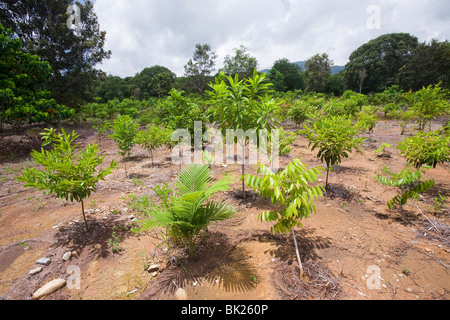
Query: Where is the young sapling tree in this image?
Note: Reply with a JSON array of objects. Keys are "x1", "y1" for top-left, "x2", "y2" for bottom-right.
[
  {"x1": 242, "y1": 158, "x2": 325, "y2": 278},
  {"x1": 136, "y1": 124, "x2": 166, "y2": 166},
  {"x1": 109, "y1": 115, "x2": 140, "y2": 178},
  {"x1": 16, "y1": 128, "x2": 117, "y2": 230},
  {"x1": 301, "y1": 116, "x2": 366, "y2": 189}
]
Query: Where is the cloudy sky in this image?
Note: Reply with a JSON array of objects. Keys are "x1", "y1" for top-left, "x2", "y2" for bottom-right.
[{"x1": 92, "y1": 0, "x2": 450, "y2": 78}]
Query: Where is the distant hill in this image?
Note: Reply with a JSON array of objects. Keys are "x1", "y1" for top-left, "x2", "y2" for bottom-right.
[{"x1": 260, "y1": 60, "x2": 345, "y2": 75}]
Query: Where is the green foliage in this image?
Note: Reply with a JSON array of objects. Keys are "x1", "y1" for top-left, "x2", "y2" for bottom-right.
[
  {"x1": 91, "y1": 75, "x2": 133, "y2": 103},
  {"x1": 397, "y1": 131, "x2": 450, "y2": 169},
  {"x1": 16, "y1": 128, "x2": 117, "y2": 229},
  {"x1": 0, "y1": 23, "x2": 74, "y2": 127},
  {"x1": 384, "y1": 103, "x2": 401, "y2": 116},
  {"x1": 278, "y1": 129, "x2": 297, "y2": 156},
  {"x1": 325, "y1": 73, "x2": 346, "y2": 96},
  {"x1": 270, "y1": 58, "x2": 305, "y2": 92},
  {"x1": 1, "y1": 1, "x2": 111, "y2": 107},
  {"x1": 134, "y1": 66, "x2": 177, "y2": 98},
  {"x1": 442, "y1": 121, "x2": 450, "y2": 136},
  {"x1": 81, "y1": 98, "x2": 149, "y2": 121},
  {"x1": 288, "y1": 100, "x2": 310, "y2": 126},
  {"x1": 375, "y1": 85, "x2": 405, "y2": 107},
  {"x1": 356, "y1": 106, "x2": 379, "y2": 133},
  {"x1": 108, "y1": 227, "x2": 121, "y2": 253},
  {"x1": 375, "y1": 143, "x2": 393, "y2": 155},
  {"x1": 208, "y1": 70, "x2": 280, "y2": 133},
  {"x1": 406, "y1": 83, "x2": 449, "y2": 131},
  {"x1": 184, "y1": 43, "x2": 218, "y2": 95},
  {"x1": 301, "y1": 116, "x2": 366, "y2": 187},
  {"x1": 222, "y1": 45, "x2": 258, "y2": 80},
  {"x1": 208, "y1": 70, "x2": 281, "y2": 195},
  {"x1": 392, "y1": 110, "x2": 416, "y2": 135},
  {"x1": 241, "y1": 159, "x2": 325, "y2": 234},
  {"x1": 305, "y1": 53, "x2": 332, "y2": 93},
  {"x1": 345, "y1": 33, "x2": 418, "y2": 93},
  {"x1": 92, "y1": 121, "x2": 112, "y2": 138},
  {"x1": 431, "y1": 194, "x2": 447, "y2": 213},
  {"x1": 323, "y1": 96, "x2": 363, "y2": 118},
  {"x1": 375, "y1": 166, "x2": 435, "y2": 210},
  {"x1": 109, "y1": 115, "x2": 140, "y2": 158},
  {"x1": 135, "y1": 164, "x2": 235, "y2": 255},
  {"x1": 136, "y1": 125, "x2": 167, "y2": 165},
  {"x1": 399, "y1": 39, "x2": 450, "y2": 91},
  {"x1": 157, "y1": 89, "x2": 206, "y2": 136}
]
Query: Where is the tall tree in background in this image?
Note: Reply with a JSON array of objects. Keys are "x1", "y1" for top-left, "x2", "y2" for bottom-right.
[
  {"x1": 304, "y1": 53, "x2": 332, "y2": 93},
  {"x1": 184, "y1": 43, "x2": 217, "y2": 95},
  {"x1": 345, "y1": 33, "x2": 418, "y2": 93},
  {"x1": 91, "y1": 75, "x2": 133, "y2": 103},
  {"x1": 222, "y1": 45, "x2": 258, "y2": 79},
  {"x1": 399, "y1": 40, "x2": 450, "y2": 91},
  {"x1": 0, "y1": 0, "x2": 111, "y2": 107},
  {"x1": 325, "y1": 73, "x2": 346, "y2": 96},
  {"x1": 270, "y1": 58, "x2": 305, "y2": 92},
  {"x1": 0, "y1": 23, "x2": 74, "y2": 128},
  {"x1": 133, "y1": 66, "x2": 176, "y2": 99}
]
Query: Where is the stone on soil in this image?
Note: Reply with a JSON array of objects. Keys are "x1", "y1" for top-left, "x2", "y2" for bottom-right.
[
  {"x1": 29, "y1": 267, "x2": 43, "y2": 275},
  {"x1": 32, "y1": 279, "x2": 66, "y2": 300},
  {"x1": 36, "y1": 257, "x2": 51, "y2": 266}
]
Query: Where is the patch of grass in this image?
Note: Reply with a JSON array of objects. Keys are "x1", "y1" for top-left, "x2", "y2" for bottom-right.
[{"x1": 108, "y1": 226, "x2": 121, "y2": 253}]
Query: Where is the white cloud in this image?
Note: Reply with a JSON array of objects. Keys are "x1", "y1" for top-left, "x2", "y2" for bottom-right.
[{"x1": 93, "y1": 0, "x2": 450, "y2": 77}]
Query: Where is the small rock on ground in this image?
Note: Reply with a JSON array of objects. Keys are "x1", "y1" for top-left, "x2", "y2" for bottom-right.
[
  {"x1": 36, "y1": 257, "x2": 51, "y2": 266},
  {"x1": 29, "y1": 267, "x2": 43, "y2": 275},
  {"x1": 32, "y1": 279, "x2": 66, "y2": 300}
]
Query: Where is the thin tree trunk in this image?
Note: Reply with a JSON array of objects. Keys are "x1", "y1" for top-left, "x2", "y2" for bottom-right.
[
  {"x1": 326, "y1": 166, "x2": 330, "y2": 189},
  {"x1": 81, "y1": 199, "x2": 89, "y2": 231},
  {"x1": 291, "y1": 228, "x2": 304, "y2": 279},
  {"x1": 241, "y1": 142, "x2": 245, "y2": 198}
]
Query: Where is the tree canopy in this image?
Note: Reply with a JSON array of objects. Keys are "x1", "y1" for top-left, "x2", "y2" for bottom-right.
[
  {"x1": 184, "y1": 43, "x2": 218, "y2": 95},
  {"x1": 344, "y1": 33, "x2": 418, "y2": 93},
  {"x1": 305, "y1": 53, "x2": 332, "y2": 93},
  {"x1": 270, "y1": 58, "x2": 305, "y2": 92},
  {"x1": 221, "y1": 45, "x2": 258, "y2": 79},
  {"x1": 399, "y1": 39, "x2": 450, "y2": 91},
  {"x1": 0, "y1": 0, "x2": 111, "y2": 107},
  {"x1": 0, "y1": 23, "x2": 74, "y2": 128}
]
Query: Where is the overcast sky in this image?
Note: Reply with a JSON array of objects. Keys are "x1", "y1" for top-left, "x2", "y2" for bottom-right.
[{"x1": 92, "y1": 0, "x2": 450, "y2": 78}]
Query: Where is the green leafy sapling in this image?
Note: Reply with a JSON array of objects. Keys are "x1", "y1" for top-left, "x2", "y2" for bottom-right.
[
  {"x1": 136, "y1": 124, "x2": 167, "y2": 166},
  {"x1": 16, "y1": 128, "x2": 117, "y2": 230},
  {"x1": 242, "y1": 158, "x2": 325, "y2": 278},
  {"x1": 375, "y1": 165, "x2": 441, "y2": 234},
  {"x1": 301, "y1": 116, "x2": 366, "y2": 189},
  {"x1": 375, "y1": 143, "x2": 393, "y2": 158},
  {"x1": 397, "y1": 131, "x2": 450, "y2": 169},
  {"x1": 109, "y1": 115, "x2": 140, "y2": 177}
]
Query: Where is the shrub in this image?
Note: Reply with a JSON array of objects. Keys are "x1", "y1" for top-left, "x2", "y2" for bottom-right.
[{"x1": 288, "y1": 100, "x2": 309, "y2": 126}]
